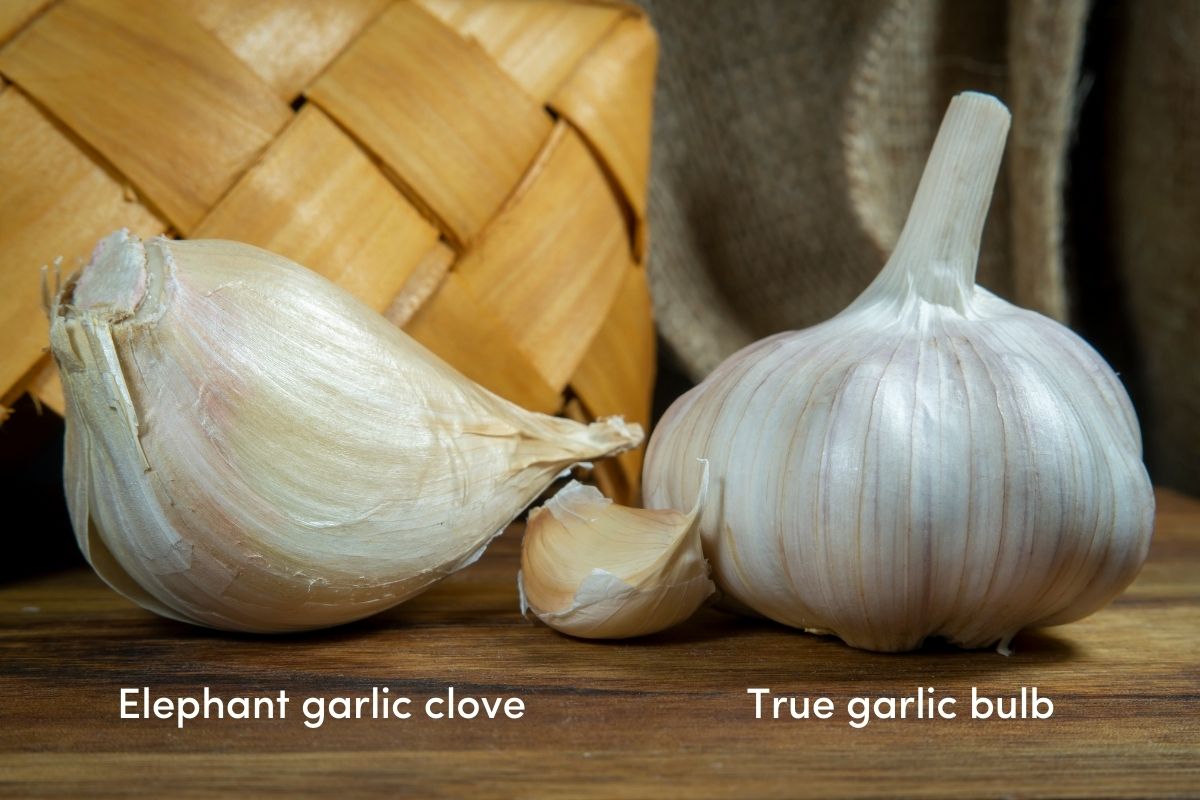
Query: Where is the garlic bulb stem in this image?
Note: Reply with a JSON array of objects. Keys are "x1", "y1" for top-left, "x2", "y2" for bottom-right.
[{"x1": 853, "y1": 92, "x2": 1010, "y2": 312}]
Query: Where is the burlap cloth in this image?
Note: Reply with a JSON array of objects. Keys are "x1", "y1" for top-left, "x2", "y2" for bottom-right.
[{"x1": 639, "y1": 0, "x2": 1200, "y2": 495}]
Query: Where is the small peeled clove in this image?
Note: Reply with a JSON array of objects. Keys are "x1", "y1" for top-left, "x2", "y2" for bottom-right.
[
  {"x1": 49, "y1": 231, "x2": 642, "y2": 633},
  {"x1": 519, "y1": 464, "x2": 714, "y2": 639}
]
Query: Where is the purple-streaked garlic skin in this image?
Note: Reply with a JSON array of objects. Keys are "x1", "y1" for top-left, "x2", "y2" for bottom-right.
[{"x1": 643, "y1": 93, "x2": 1153, "y2": 653}]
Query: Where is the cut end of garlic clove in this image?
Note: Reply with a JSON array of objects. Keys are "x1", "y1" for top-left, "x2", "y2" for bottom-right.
[
  {"x1": 519, "y1": 463, "x2": 714, "y2": 639},
  {"x1": 72, "y1": 229, "x2": 148, "y2": 316}
]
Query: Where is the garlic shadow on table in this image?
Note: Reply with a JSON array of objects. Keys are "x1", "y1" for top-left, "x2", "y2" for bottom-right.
[
  {"x1": 144, "y1": 577, "x2": 1081, "y2": 671},
  {"x1": 520, "y1": 607, "x2": 1080, "y2": 671}
]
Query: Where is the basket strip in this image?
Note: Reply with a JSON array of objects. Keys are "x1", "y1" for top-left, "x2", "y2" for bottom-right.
[
  {"x1": 308, "y1": 2, "x2": 552, "y2": 247},
  {"x1": 0, "y1": 86, "x2": 163, "y2": 404},
  {"x1": 416, "y1": 0, "x2": 623, "y2": 104},
  {"x1": 386, "y1": 241, "x2": 457, "y2": 329},
  {"x1": 193, "y1": 105, "x2": 439, "y2": 314},
  {"x1": 0, "y1": 0, "x2": 50, "y2": 44},
  {"x1": 0, "y1": 0, "x2": 291, "y2": 233},
  {"x1": 455, "y1": 121, "x2": 629, "y2": 391},
  {"x1": 550, "y1": 14, "x2": 657, "y2": 255},
  {"x1": 569, "y1": 263, "x2": 655, "y2": 499},
  {"x1": 179, "y1": 0, "x2": 390, "y2": 102},
  {"x1": 403, "y1": 271, "x2": 561, "y2": 414}
]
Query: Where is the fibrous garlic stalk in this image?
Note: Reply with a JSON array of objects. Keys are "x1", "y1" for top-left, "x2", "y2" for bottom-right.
[
  {"x1": 50, "y1": 231, "x2": 642, "y2": 633},
  {"x1": 643, "y1": 92, "x2": 1154, "y2": 653},
  {"x1": 519, "y1": 464, "x2": 713, "y2": 639}
]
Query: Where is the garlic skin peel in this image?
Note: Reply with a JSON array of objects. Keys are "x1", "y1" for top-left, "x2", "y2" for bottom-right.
[
  {"x1": 50, "y1": 231, "x2": 642, "y2": 633},
  {"x1": 519, "y1": 465, "x2": 714, "y2": 639},
  {"x1": 643, "y1": 93, "x2": 1154, "y2": 653}
]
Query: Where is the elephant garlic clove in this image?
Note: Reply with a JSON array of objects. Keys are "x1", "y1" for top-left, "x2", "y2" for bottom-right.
[
  {"x1": 51, "y1": 230, "x2": 642, "y2": 633},
  {"x1": 644, "y1": 92, "x2": 1155, "y2": 653},
  {"x1": 519, "y1": 464, "x2": 714, "y2": 639}
]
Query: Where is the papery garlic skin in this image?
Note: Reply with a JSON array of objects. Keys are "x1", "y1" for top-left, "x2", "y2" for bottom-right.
[
  {"x1": 51, "y1": 231, "x2": 642, "y2": 633},
  {"x1": 643, "y1": 93, "x2": 1154, "y2": 653},
  {"x1": 519, "y1": 466, "x2": 714, "y2": 639}
]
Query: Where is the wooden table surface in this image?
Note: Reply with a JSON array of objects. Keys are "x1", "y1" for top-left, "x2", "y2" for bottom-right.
[{"x1": 1, "y1": 489, "x2": 1198, "y2": 798}]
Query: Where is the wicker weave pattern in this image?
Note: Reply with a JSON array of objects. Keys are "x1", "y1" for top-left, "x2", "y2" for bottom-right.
[{"x1": 0, "y1": 0, "x2": 657, "y2": 502}]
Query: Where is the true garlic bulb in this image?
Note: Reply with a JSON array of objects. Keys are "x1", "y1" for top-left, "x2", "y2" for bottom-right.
[
  {"x1": 50, "y1": 230, "x2": 642, "y2": 633},
  {"x1": 643, "y1": 92, "x2": 1155, "y2": 653},
  {"x1": 519, "y1": 464, "x2": 713, "y2": 639}
]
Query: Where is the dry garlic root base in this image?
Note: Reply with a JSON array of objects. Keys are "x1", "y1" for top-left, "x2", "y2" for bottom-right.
[
  {"x1": 644, "y1": 92, "x2": 1154, "y2": 654},
  {"x1": 519, "y1": 464, "x2": 714, "y2": 639},
  {"x1": 50, "y1": 231, "x2": 642, "y2": 633}
]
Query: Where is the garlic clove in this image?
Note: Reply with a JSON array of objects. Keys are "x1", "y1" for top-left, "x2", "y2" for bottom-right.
[
  {"x1": 519, "y1": 463, "x2": 714, "y2": 639},
  {"x1": 51, "y1": 230, "x2": 642, "y2": 633},
  {"x1": 643, "y1": 92, "x2": 1155, "y2": 653}
]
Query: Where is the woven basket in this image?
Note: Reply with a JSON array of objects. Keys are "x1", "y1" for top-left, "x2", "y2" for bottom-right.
[{"x1": 0, "y1": 0, "x2": 658, "y2": 503}]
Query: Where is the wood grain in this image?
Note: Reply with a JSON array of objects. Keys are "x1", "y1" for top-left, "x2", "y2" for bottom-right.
[
  {"x1": 0, "y1": 0, "x2": 50, "y2": 44},
  {"x1": 550, "y1": 14, "x2": 657, "y2": 254},
  {"x1": 456, "y1": 121, "x2": 630, "y2": 392},
  {"x1": 1, "y1": 489, "x2": 1196, "y2": 798},
  {"x1": 0, "y1": 0, "x2": 291, "y2": 232},
  {"x1": 193, "y1": 104, "x2": 439, "y2": 314},
  {"x1": 416, "y1": 0, "x2": 623, "y2": 104},
  {"x1": 180, "y1": 0, "x2": 391, "y2": 101},
  {"x1": 307, "y1": 1, "x2": 552, "y2": 247}
]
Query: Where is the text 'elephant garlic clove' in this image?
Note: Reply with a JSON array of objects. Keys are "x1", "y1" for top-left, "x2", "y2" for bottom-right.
[
  {"x1": 519, "y1": 464, "x2": 714, "y2": 639},
  {"x1": 644, "y1": 92, "x2": 1155, "y2": 653},
  {"x1": 50, "y1": 231, "x2": 642, "y2": 633}
]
